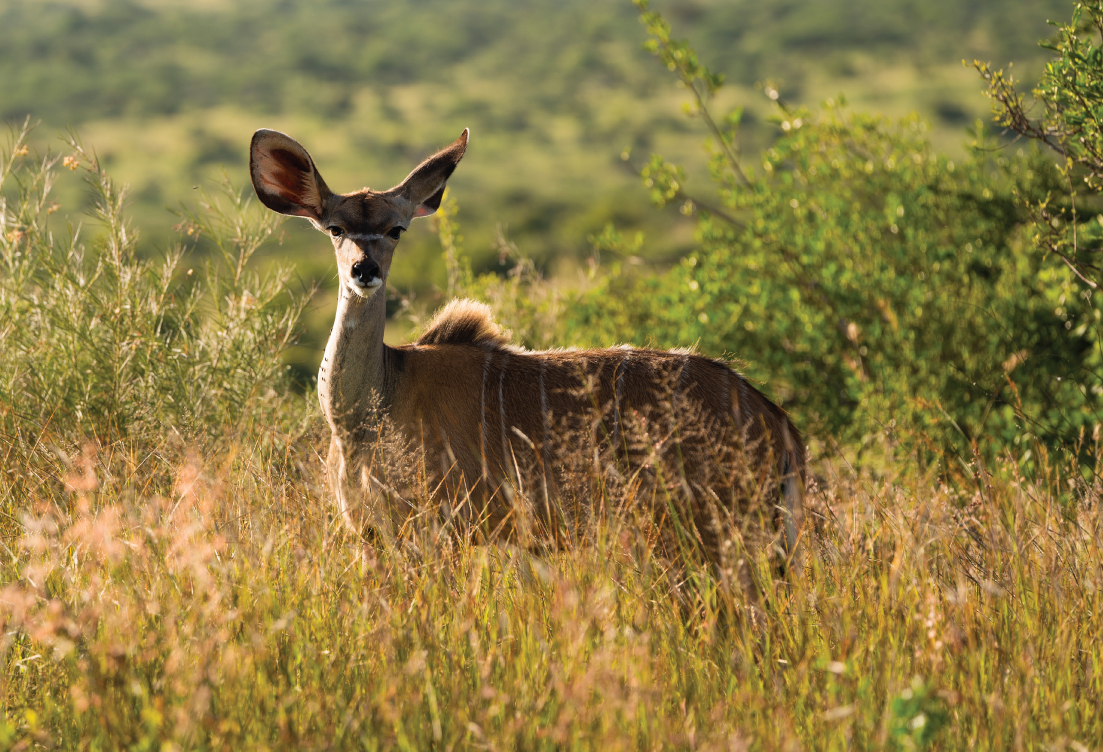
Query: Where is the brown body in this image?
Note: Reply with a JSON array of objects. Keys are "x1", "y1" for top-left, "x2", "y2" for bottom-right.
[{"x1": 250, "y1": 128, "x2": 806, "y2": 556}]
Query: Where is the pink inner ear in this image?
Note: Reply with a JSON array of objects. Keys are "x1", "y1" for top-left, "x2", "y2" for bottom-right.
[
  {"x1": 261, "y1": 174, "x2": 296, "y2": 200},
  {"x1": 413, "y1": 203, "x2": 436, "y2": 218},
  {"x1": 256, "y1": 153, "x2": 321, "y2": 218},
  {"x1": 264, "y1": 160, "x2": 302, "y2": 197}
]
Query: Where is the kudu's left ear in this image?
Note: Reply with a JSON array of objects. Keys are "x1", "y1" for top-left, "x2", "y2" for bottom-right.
[
  {"x1": 249, "y1": 129, "x2": 333, "y2": 221},
  {"x1": 398, "y1": 128, "x2": 468, "y2": 218}
]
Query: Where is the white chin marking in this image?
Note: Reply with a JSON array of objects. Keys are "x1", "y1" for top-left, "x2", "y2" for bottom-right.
[{"x1": 349, "y1": 279, "x2": 383, "y2": 298}]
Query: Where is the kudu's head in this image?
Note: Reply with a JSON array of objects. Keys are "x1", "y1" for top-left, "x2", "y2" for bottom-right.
[{"x1": 249, "y1": 128, "x2": 468, "y2": 299}]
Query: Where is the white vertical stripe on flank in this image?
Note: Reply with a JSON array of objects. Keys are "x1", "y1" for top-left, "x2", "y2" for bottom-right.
[
  {"x1": 498, "y1": 354, "x2": 510, "y2": 480},
  {"x1": 612, "y1": 356, "x2": 626, "y2": 449},
  {"x1": 736, "y1": 375, "x2": 748, "y2": 429},
  {"x1": 779, "y1": 421, "x2": 801, "y2": 557},
  {"x1": 539, "y1": 359, "x2": 549, "y2": 476},
  {"x1": 675, "y1": 355, "x2": 689, "y2": 405},
  {"x1": 480, "y1": 351, "x2": 492, "y2": 479},
  {"x1": 721, "y1": 368, "x2": 731, "y2": 417}
]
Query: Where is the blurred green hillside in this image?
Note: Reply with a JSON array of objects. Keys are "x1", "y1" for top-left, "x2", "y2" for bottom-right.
[{"x1": 0, "y1": 0, "x2": 1072, "y2": 371}]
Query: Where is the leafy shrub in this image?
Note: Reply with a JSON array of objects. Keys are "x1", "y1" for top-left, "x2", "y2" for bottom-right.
[
  {"x1": 975, "y1": 0, "x2": 1103, "y2": 450},
  {"x1": 564, "y1": 2, "x2": 1098, "y2": 460},
  {"x1": 978, "y1": 1, "x2": 1103, "y2": 292},
  {"x1": 0, "y1": 122, "x2": 313, "y2": 497}
]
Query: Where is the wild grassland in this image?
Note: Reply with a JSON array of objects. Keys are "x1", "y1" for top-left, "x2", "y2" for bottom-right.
[
  {"x1": 2, "y1": 118, "x2": 1102, "y2": 751},
  {"x1": 3, "y1": 420, "x2": 1103, "y2": 750}
]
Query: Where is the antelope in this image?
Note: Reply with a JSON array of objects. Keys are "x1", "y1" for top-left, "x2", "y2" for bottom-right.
[{"x1": 249, "y1": 127, "x2": 806, "y2": 562}]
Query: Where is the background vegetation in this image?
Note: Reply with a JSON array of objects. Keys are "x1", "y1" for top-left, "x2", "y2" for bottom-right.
[
  {"x1": 2, "y1": 0, "x2": 1102, "y2": 748},
  {"x1": 563, "y1": 8, "x2": 1101, "y2": 458},
  {"x1": 0, "y1": 0, "x2": 1075, "y2": 375}
]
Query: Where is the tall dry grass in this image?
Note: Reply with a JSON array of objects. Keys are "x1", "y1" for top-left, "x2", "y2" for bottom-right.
[
  {"x1": 1, "y1": 125, "x2": 1101, "y2": 750},
  {"x1": 4, "y1": 430, "x2": 1101, "y2": 749}
]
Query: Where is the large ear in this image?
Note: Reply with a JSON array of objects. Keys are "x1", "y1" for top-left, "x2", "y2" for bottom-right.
[
  {"x1": 397, "y1": 129, "x2": 468, "y2": 218},
  {"x1": 249, "y1": 129, "x2": 333, "y2": 221}
]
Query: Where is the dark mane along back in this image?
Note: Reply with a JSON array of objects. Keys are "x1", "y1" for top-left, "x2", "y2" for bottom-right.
[{"x1": 416, "y1": 299, "x2": 510, "y2": 348}]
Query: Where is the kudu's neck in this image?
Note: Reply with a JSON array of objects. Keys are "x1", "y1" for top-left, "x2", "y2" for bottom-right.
[{"x1": 318, "y1": 284, "x2": 397, "y2": 436}]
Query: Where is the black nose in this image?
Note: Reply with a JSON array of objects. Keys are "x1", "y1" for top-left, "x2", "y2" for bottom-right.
[{"x1": 351, "y1": 259, "x2": 380, "y2": 284}]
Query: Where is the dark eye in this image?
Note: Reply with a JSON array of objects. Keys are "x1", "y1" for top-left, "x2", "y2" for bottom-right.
[
  {"x1": 386, "y1": 226, "x2": 404, "y2": 240},
  {"x1": 328, "y1": 226, "x2": 344, "y2": 238}
]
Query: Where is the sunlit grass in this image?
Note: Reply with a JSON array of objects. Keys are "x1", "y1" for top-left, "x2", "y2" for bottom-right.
[{"x1": 2, "y1": 426, "x2": 1100, "y2": 749}]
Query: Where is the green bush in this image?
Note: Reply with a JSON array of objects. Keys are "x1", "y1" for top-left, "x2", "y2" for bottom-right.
[
  {"x1": 0, "y1": 122, "x2": 312, "y2": 466},
  {"x1": 563, "y1": 2, "x2": 1099, "y2": 459},
  {"x1": 976, "y1": 0, "x2": 1103, "y2": 446}
]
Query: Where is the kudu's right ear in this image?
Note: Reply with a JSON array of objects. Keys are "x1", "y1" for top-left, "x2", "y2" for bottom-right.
[
  {"x1": 249, "y1": 129, "x2": 333, "y2": 221},
  {"x1": 397, "y1": 128, "x2": 469, "y2": 218}
]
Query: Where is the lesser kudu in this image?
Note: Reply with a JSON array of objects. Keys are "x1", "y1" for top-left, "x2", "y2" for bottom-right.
[{"x1": 249, "y1": 128, "x2": 806, "y2": 562}]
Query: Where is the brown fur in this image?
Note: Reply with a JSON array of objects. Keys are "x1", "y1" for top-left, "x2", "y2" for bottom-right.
[
  {"x1": 416, "y1": 300, "x2": 509, "y2": 348},
  {"x1": 249, "y1": 127, "x2": 807, "y2": 562},
  {"x1": 392, "y1": 302, "x2": 806, "y2": 557}
]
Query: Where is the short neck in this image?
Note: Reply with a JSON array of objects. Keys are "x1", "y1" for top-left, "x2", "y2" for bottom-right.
[{"x1": 318, "y1": 283, "x2": 395, "y2": 437}]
